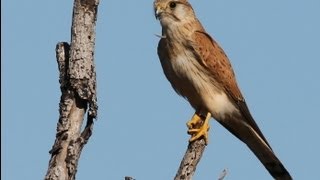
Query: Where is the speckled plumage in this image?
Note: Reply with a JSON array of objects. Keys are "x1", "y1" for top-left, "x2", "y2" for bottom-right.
[{"x1": 154, "y1": 0, "x2": 292, "y2": 179}]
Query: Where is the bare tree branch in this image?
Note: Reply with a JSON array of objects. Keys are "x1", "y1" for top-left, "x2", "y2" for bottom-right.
[
  {"x1": 218, "y1": 169, "x2": 228, "y2": 180},
  {"x1": 45, "y1": 0, "x2": 99, "y2": 179},
  {"x1": 175, "y1": 112, "x2": 213, "y2": 180},
  {"x1": 124, "y1": 176, "x2": 135, "y2": 180},
  {"x1": 174, "y1": 139, "x2": 206, "y2": 180}
]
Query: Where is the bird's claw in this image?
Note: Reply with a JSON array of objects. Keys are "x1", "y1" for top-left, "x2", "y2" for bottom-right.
[
  {"x1": 186, "y1": 113, "x2": 202, "y2": 129},
  {"x1": 188, "y1": 125, "x2": 210, "y2": 145},
  {"x1": 186, "y1": 112, "x2": 211, "y2": 145}
]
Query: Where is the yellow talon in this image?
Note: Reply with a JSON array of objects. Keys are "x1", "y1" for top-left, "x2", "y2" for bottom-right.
[
  {"x1": 187, "y1": 112, "x2": 211, "y2": 145},
  {"x1": 186, "y1": 113, "x2": 202, "y2": 129}
]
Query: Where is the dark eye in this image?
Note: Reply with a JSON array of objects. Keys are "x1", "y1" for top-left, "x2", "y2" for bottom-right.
[{"x1": 169, "y1": 2, "x2": 176, "y2": 9}]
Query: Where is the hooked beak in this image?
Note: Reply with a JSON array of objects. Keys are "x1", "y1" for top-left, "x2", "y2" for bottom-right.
[
  {"x1": 154, "y1": 3, "x2": 164, "y2": 20},
  {"x1": 155, "y1": 8, "x2": 163, "y2": 19}
]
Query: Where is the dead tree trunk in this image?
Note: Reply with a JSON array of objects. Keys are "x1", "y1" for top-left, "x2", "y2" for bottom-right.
[{"x1": 45, "y1": 0, "x2": 99, "y2": 179}]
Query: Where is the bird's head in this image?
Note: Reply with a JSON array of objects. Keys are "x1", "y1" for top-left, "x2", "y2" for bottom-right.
[{"x1": 154, "y1": 0, "x2": 196, "y2": 28}]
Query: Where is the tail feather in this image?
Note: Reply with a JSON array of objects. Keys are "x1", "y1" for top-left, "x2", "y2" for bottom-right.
[{"x1": 217, "y1": 113, "x2": 292, "y2": 180}]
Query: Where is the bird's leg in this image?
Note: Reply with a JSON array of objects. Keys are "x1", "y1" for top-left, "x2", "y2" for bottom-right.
[{"x1": 187, "y1": 112, "x2": 211, "y2": 145}]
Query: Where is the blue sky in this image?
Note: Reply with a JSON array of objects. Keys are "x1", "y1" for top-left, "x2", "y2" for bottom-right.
[{"x1": 2, "y1": 0, "x2": 320, "y2": 179}]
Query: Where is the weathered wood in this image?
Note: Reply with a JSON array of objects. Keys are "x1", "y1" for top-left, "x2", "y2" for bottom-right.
[
  {"x1": 175, "y1": 115, "x2": 208, "y2": 180},
  {"x1": 174, "y1": 139, "x2": 206, "y2": 180},
  {"x1": 45, "y1": 0, "x2": 99, "y2": 179},
  {"x1": 69, "y1": 0, "x2": 98, "y2": 118}
]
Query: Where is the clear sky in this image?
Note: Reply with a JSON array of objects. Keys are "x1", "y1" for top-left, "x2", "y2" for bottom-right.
[{"x1": 2, "y1": 0, "x2": 320, "y2": 179}]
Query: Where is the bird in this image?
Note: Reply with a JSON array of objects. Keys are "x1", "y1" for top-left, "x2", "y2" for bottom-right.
[{"x1": 153, "y1": 0, "x2": 292, "y2": 179}]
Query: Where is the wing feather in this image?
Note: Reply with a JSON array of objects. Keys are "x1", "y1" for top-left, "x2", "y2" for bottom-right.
[{"x1": 189, "y1": 30, "x2": 272, "y2": 149}]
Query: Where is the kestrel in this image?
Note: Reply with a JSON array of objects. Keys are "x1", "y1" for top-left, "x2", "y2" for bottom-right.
[{"x1": 154, "y1": 0, "x2": 292, "y2": 179}]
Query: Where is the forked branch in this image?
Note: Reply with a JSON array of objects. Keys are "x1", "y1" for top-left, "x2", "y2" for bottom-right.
[{"x1": 45, "y1": 0, "x2": 99, "y2": 179}]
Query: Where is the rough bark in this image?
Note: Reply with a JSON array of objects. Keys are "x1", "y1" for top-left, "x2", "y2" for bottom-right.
[
  {"x1": 45, "y1": 0, "x2": 99, "y2": 179},
  {"x1": 174, "y1": 139, "x2": 206, "y2": 180},
  {"x1": 175, "y1": 116, "x2": 207, "y2": 180}
]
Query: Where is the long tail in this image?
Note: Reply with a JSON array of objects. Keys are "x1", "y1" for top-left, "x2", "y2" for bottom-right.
[{"x1": 217, "y1": 112, "x2": 292, "y2": 180}]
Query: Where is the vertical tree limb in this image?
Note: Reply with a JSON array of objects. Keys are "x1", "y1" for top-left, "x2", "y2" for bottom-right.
[
  {"x1": 175, "y1": 118, "x2": 207, "y2": 180},
  {"x1": 45, "y1": 0, "x2": 99, "y2": 179}
]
